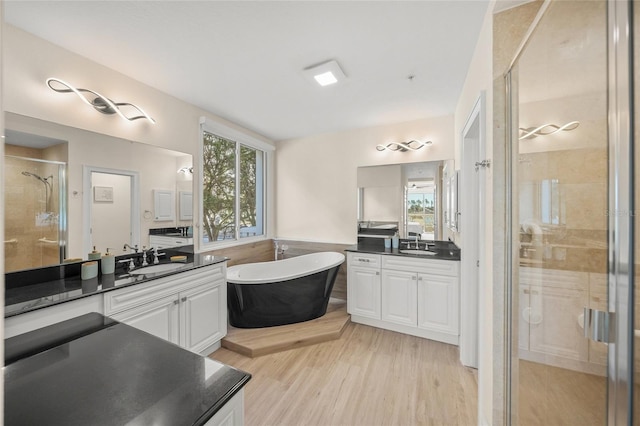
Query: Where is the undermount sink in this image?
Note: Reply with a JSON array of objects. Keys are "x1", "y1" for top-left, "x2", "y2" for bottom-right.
[
  {"x1": 399, "y1": 249, "x2": 436, "y2": 256},
  {"x1": 129, "y1": 263, "x2": 186, "y2": 275}
]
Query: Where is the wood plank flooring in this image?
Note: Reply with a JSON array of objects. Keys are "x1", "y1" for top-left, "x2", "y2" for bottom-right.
[
  {"x1": 222, "y1": 299, "x2": 350, "y2": 357},
  {"x1": 211, "y1": 322, "x2": 478, "y2": 426},
  {"x1": 518, "y1": 360, "x2": 606, "y2": 425}
]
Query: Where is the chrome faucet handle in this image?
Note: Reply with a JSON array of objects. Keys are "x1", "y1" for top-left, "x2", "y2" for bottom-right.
[
  {"x1": 118, "y1": 258, "x2": 136, "y2": 271},
  {"x1": 141, "y1": 246, "x2": 149, "y2": 267},
  {"x1": 153, "y1": 251, "x2": 166, "y2": 264}
]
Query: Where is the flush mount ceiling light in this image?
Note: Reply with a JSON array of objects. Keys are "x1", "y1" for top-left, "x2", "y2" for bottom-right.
[
  {"x1": 519, "y1": 121, "x2": 579, "y2": 140},
  {"x1": 376, "y1": 140, "x2": 433, "y2": 152},
  {"x1": 46, "y1": 78, "x2": 156, "y2": 124},
  {"x1": 303, "y1": 60, "x2": 346, "y2": 87}
]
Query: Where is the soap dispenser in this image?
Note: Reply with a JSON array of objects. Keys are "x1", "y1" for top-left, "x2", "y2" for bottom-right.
[
  {"x1": 392, "y1": 231, "x2": 400, "y2": 249},
  {"x1": 101, "y1": 248, "x2": 115, "y2": 275},
  {"x1": 88, "y1": 246, "x2": 101, "y2": 260}
]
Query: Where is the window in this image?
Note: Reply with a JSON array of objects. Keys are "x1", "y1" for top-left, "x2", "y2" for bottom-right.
[{"x1": 200, "y1": 122, "x2": 270, "y2": 246}]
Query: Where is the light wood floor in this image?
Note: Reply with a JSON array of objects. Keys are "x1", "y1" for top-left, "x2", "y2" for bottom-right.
[
  {"x1": 211, "y1": 322, "x2": 478, "y2": 426},
  {"x1": 518, "y1": 360, "x2": 606, "y2": 426}
]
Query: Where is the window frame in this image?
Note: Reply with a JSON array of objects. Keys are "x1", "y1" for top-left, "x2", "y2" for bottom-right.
[{"x1": 198, "y1": 117, "x2": 274, "y2": 250}]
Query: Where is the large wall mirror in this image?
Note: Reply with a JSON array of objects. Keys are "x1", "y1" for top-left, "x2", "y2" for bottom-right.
[
  {"x1": 4, "y1": 112, "x2": 193, "y2": 273},
  {"x1": 356, "y1": 160, "x2": 447, "y2": 241}
]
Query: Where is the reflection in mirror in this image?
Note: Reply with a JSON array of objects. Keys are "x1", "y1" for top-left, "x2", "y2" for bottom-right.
[
  {"x1": 357, "y1": 161, "x2": 445, "y2": 240},
  {"x1": 4, "y1": 131, "x2": 68, "y2": 272},
  {"x1": 519, "y1": 177, "x2": 565, "y2": 226},
  {"x1": 3, "y1": 113, "x2": 194, "y2": 272},
  {"x1": 88, "y1": 170, "x2": 136, "y2": 256}
]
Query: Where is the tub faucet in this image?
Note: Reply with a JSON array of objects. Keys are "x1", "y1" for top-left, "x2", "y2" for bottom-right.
[{"x1": 274, "y1": 240, "x2": 288, "y2": 260}]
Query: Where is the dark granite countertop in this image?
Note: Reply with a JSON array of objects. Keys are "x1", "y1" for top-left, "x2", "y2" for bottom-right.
[
  {"x1": 4, "y1": 313, "x2": 251, "y2": 426},
  {"x1": 5, "y1": 246, "x2": 227, "y2": 318},
  {"x1": 346, "y1": 240, "x2": 461, "y2": 261}
]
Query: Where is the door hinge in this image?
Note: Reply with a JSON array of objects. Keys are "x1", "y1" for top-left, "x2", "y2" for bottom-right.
[
  {"x1": 583, "y1": 307, "x2": 614, "y2": 343},
  {"x1": 475, "y1": 159, "x2": 491, "y2": 171}
]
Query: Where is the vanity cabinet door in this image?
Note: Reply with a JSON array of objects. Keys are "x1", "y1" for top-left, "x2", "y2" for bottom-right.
[
  {"x1": 180, "y1": 281, "x2": 226, "y2": 353},
  {"x1": 528, "y1": 286, "x2": 588, "y2": 361},
  {"x1": 348, "y1": 266, "x2": 381, "y2": 320},
  {"x1": 417, "y1": 273, "x2": 459, "y2": 335},
  {"x1": 381, "y1": 270, "x2": 417, "y2": 326},
  {"x1": 111, "y1": 294, "x2": 180, "y2": 345}
]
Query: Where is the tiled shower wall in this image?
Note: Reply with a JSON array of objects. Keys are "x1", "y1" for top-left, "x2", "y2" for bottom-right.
[{"x1": 5, "y1": 143, "x2": 66, "y2": 272}]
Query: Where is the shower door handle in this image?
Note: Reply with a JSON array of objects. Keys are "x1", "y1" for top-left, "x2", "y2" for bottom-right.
[{"x1": 583, "y1": 307, "x2": 614, "y2": 343}]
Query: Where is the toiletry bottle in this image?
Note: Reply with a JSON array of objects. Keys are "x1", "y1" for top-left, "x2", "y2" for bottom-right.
[
  {"x1": 88, "y1": 246, "x2": 101, "y2": 260},
  {"x1": 101, "y1": 248, "x2": 115, "y2": 275},
  {"x1": 392, "y1": 231, "x2": 400, "y2": 249}
]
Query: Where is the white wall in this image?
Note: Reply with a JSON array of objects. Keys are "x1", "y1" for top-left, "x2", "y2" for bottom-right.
[
  {"x1": 275, "y1": 116, "x2": 454, "y2": 244},
  {"x1": 3, "y1": 24, "x2": 276, "y2": 253},
  {"x1": 452, "y1": 2, "x2": 495, "y2": 424}
]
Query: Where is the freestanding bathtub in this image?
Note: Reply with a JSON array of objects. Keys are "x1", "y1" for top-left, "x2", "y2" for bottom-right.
[{"x1": 226, "y1": 252, "x2": 345, "y2": 328}]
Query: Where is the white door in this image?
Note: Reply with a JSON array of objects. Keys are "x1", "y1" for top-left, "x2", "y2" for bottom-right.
[
  {"x1": 381, "y1": 270, "x2": 417, "y2": 326},
  {"x1": 180, "y1": 283, "x2": 225, "y2": 353},
  {"x1": 417, "y1": 273, "x2": 458, "y2": 335},
  {"x1": 112, "y1": 295, "x2": 180, "y2": 345},
  {"x1": 348, "y1": 266, "x2": 381, "y2": 319}
]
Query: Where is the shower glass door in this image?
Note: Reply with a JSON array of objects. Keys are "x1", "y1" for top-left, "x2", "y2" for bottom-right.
[
  {"x1": 4, "y1": 155, "x2": 66, "y2": 271},
  {"x1": 507, "y1": 0, "x2": 618, "y2": 423}
]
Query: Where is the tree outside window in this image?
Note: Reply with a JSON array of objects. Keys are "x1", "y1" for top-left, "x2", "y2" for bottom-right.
[{"x1": 202, "y1": 131, "x2": 264, "y2": 243}]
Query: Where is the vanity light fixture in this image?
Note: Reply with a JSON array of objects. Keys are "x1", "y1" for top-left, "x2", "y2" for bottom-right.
[
  {"x1": 376, "y1": 140, "x2": 432, "y2": 152},
  {"x1": 303, "y1": 60, "x2": 346, "y2": 87},
  {"x1": 177, "y1": 167, "x2": 194, "y2": 174},
  {"x1": 46, "y1": 78, "x2": 156, "y2": 124},
  {"x1": 519, "y1": 121, "x2": 579, "y2": 140}
]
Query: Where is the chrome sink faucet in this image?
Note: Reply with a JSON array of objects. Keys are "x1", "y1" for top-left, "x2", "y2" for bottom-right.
[{"x1": 123, "y1": 243, "x2": 138, "y2": 253}]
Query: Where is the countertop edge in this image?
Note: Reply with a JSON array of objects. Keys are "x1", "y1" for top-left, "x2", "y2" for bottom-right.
[
  {"x1": 194, "y1": 374, "x2": 252, "y2": 426},
  {"x1": 5, "y1": 256, "x2": 229, "y2": 318}
]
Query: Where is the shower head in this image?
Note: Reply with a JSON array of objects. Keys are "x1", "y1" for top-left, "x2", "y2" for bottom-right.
[{"x1": 21, "y1": 171, "x2": 53, "y2": 186}]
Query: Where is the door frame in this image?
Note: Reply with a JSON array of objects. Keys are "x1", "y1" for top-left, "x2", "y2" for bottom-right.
[
  {"x1": 460, "y1": 92, "x2": 486, "y2": 368},
  {"x1": 606, "y1": 1, "x2": 634, "y2": 424},
  {"x1": 82, "y1": 165, "x2": 140, "y2": 256}
]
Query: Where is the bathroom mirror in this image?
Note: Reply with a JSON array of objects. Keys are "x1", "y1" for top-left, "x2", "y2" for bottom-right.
[
  {"x1": 3, "y1": 112, "x2": 193, "y2": 273},
  {"x1": 357, "y1": 160, "x2": 446, "y2": 240}
]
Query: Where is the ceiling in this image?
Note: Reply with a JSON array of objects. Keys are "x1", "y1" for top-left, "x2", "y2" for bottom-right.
[{"x1": 4, "y1": 1, "x2": 490, "y2": 142}]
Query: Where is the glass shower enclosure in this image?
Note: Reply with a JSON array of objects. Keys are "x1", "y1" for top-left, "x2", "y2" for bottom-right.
[
  {"x1": 4, "y1": 155, "x2": 67, "y2": 272},
  {"x1": 505, "y1": 0, "x2": 637, "y2": 423}
]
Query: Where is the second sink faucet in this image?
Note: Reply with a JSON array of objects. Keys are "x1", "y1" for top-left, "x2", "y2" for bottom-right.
[{"x1": 123, "y1": 243, "x2": 139, "y2": 253}]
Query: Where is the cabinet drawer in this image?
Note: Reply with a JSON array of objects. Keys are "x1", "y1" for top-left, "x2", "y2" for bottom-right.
[
  {"x1": 348, "y1": 252, "x2": 381, "y2": 268},
  {"x1": 382, "y1": 255, "x2": 459, "y2": 277},
  {"x1": 149, "y1": 235, "x2": 193, "y2": 248},
  {"x1": 104, "y1": 264, "x2": 225, "y2": 315}
]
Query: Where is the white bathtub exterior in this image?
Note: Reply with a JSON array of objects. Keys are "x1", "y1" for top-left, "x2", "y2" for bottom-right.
[{"x1": 226, "y1": 252, "x2": 345, "y2": 284}]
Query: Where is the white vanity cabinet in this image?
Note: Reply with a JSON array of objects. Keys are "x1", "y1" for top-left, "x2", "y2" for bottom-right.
[
  {"x1": 348, "y1": 251, "x2": 460, "y2": 345},
  {"x1": 518, "y1": 266, "x2": 607, "y2": 376},
  {"x1": 347, "y1": 253, "x2": 381, "y2": 320},
  {"x1": 104, "y1": 263, "x2": 227, "y2": 354}
]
